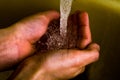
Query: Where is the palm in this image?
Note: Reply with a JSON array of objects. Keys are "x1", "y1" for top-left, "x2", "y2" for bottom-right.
[{"x1": 0, "y1": 11, "x2": 59, "y2": 71}]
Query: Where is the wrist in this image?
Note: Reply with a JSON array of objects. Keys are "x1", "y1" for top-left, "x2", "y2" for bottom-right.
[{"x1": 8, "y1": 66, "x2": 55, "y2": 80}]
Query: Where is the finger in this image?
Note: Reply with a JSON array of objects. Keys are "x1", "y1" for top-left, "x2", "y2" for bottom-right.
[
  {"x1": 77, "y1": 11, "x2": 92, "y2": 49},
  {"x1": 86, "y1": 43, "x2": 100, "y2": 52},
  {"x1": 13, "y1": 10, "x2": 60, "y2": 43}
]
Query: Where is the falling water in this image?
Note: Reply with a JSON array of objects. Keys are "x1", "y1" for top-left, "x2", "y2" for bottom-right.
[
  {"x1": 36, "y1": 0, "x2": 75, "y2": 52},
  {"x1": 60, "y1": 0, "x2": 73, "y2": 38}
]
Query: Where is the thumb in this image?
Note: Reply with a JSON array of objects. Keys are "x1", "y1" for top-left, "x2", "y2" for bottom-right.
[
  {"x1": 77, "y1": 11, "x2": 92, "y2": 49},
  {"x1": 65, "y1": 43, "x2": 100, "y2": 68},
  {"x1": 80, "y1": 43, "x2": 100, "y2": 66},
  {"x1": 13, "y1": 10, "x2": 59, "y2": 43}
]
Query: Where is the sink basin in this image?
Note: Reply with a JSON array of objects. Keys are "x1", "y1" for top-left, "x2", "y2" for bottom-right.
[{"x1": 0, "y1": 0, "x2": 120, "y2": 80}]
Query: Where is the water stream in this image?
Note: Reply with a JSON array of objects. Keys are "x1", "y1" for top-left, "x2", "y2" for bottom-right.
[{"x1": 60, "y1": 0, "x2": 73, "y2": 38}]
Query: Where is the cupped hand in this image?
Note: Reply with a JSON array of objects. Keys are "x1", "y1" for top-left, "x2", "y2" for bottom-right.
[
  {"x1": 0, "y1": 11, "x2": 59, "y2": 71},
  {"x1": 8, "y1": 11, "x2": 100, "y2": 80},
  {"x1": 8, "y1": 44, "x2": 99, "y2": 80}
]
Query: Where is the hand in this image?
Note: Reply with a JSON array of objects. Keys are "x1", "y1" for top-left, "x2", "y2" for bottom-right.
[
  {"x1": 0, "y1": 11, "x2": 59, "y2": 71},
  {"x1": 8, "y1": 11, "x2": 100, "y2": 80}
]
